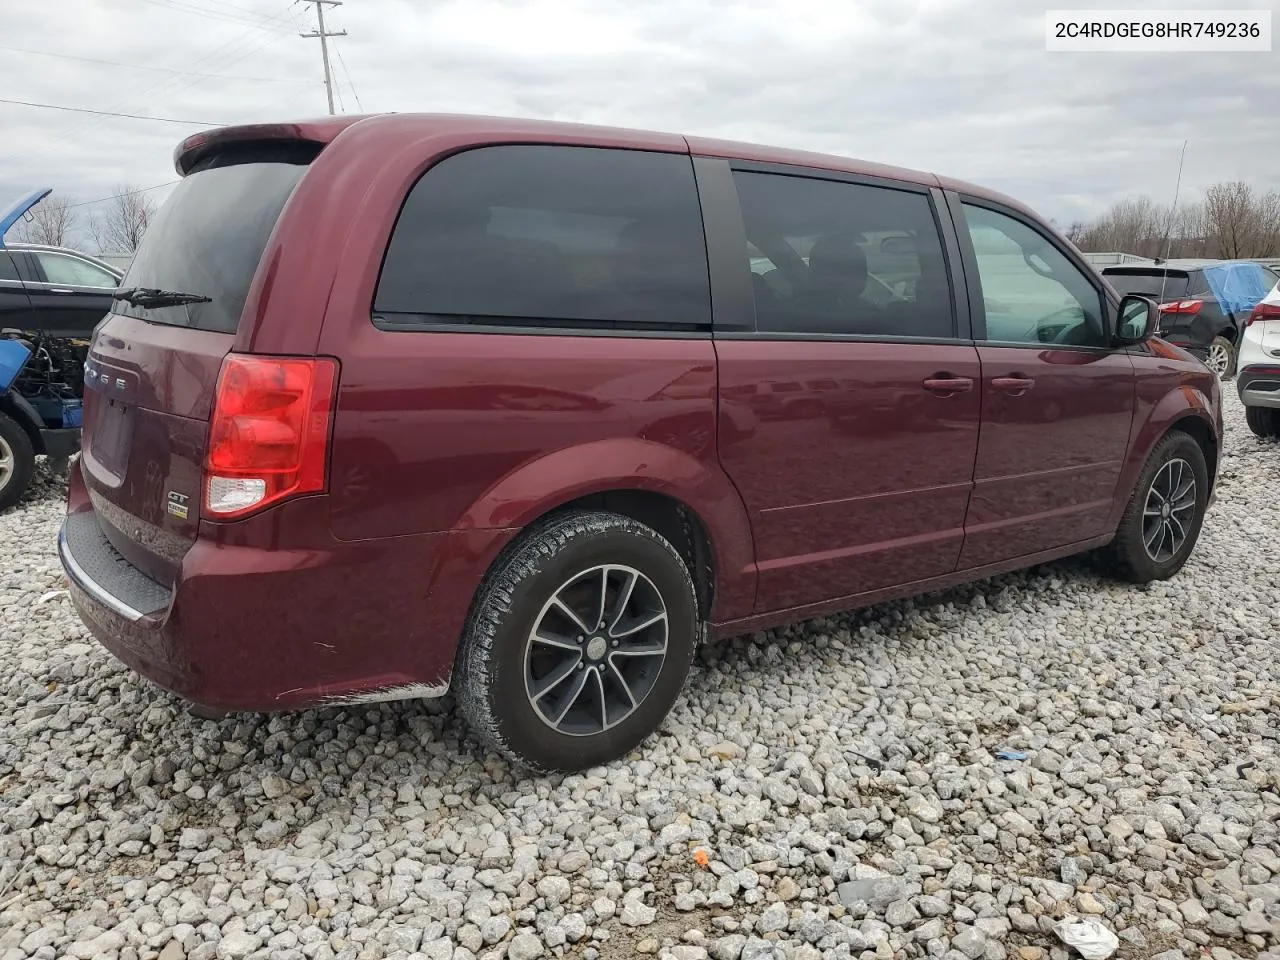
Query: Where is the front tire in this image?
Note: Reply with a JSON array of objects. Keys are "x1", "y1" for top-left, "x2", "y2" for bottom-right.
[
  {"x1": 1104, "y1": 430, "x2": 1208, "y2": 583},
  {"x1": 1245, "y1": 405, "x2": 1280, "y2": 439},
  {"x1": 0, "y1": 413, "x2": 36, "y2": 512},
  {"x1": 456, "y1": 511, "x2": 700, "y2": 773}
]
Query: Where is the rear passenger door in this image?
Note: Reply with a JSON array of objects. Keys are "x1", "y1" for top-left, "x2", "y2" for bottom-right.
[
  {"x1": 700, "y1": 161, "x2": 982, "y2": 612},
  {"x1": 950, "y1": 198, "x2": 1136, "y2": 568}
]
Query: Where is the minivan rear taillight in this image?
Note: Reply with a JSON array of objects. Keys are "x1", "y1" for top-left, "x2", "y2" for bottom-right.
[
  {"x1": 204, "y1": 354, "x2": 338, "y2": 519},
  {"x1": 1247, "y1": 302, "x2": 1280, "y2": 326},
  {"x1": 1157, "y1": 299, "x2": 1203, "y2": 315}
]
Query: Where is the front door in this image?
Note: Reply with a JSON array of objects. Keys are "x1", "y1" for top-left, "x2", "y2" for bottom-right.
[
  {"x1": 709, "y1": 163, "x2": 981, "y2": 612},
  {"x1": 22, "y1": 249, "x2": 119, "y2": 338},
  {"x1": 952, "y1": 199, "x2": 1136, "y2": 568}
]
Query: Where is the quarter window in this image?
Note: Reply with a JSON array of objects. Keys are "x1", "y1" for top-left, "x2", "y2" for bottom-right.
[
  {"x1": 732, "y1": 171, "x2": 955, "y2": 339},
  {"x1": 962, "y1": 204, "x2": 1106, "y2": 347},
  {"x1": 375, "y1": 146, "x2": 711, "y2": 332}
]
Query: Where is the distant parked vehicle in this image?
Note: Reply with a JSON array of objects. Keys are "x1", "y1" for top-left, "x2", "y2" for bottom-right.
[
  {"x1": 1102, "y1": 259, "x2": 1279, "y2": 379},
  {"x1": 1238, "y1": 276, "x2": 1280, "y2": 438},
  {"x1": 0, "y1": 188, "x2": 120, "y2": 509}
]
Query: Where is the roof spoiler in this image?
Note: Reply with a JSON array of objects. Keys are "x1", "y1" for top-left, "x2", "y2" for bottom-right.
[{"x1": 173, "y1": 118, "x2": 365, "y2": 175}]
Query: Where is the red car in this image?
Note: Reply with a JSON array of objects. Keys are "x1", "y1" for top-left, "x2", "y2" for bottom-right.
[{"x1": 60, "y1": 115, "x2": 1221, "y2": 772}]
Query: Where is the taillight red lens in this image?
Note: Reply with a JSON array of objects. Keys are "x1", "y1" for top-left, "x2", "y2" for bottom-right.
[
  {"x1": 204, "y1": 354, "x2": 338, "y2": 519},
  {"x1": 1157, "y1": 299, "x2": 1203, "y2": 315},
  {"x1": 1247, "y1": 302, "x2": 1280, "y2": 326}
]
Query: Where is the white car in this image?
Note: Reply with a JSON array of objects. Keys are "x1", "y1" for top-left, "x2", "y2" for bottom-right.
[{"x1": 1238, "y1": 278, "x2": 1280, "y2": 438}]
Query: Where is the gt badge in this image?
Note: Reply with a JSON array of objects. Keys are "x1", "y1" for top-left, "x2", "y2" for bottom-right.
[{"x1": 166, "y1": 491, "x2": 190, "y2": 520}]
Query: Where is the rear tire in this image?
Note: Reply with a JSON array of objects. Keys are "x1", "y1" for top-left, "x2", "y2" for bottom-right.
[
  {"x1": 1245, "y1": 405, "x2": 1280, "y2": 439},
  {"x1": 456, "y1": 510, "x2": 700, "y2": 773},
  {"x1": 0, "y1": 413, "x2": 35, "y2": 512},
  {"x1": 1104, "y1": 430, "x2": 1208, "y2": 584},
  {"x1": 1207, "y1": 335, "x2": 1236, "y2": 379}
]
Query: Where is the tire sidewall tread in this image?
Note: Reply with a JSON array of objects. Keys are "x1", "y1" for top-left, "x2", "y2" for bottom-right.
[
  {"x1": 0, "y1": 412, "x2": 36, "y2": 512},
  {"x1": 1244, "y1": 405, "x2": 1280, "y2": 439},
  {"x1": 1105, "y1": 430, "x2": 1209, "y2": 583},
  {"x1": 456, "y1": 510, "x2": 699, "y2": 773}
]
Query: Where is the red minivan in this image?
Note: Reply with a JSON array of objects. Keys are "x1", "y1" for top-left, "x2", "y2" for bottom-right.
[{"x1": 60, "y1": 115, "x2": 1221, "y2": 772}]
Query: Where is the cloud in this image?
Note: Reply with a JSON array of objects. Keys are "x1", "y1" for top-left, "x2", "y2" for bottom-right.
[{"x1": 2, "y1": 0, "x2": 1275, "y2": 249}]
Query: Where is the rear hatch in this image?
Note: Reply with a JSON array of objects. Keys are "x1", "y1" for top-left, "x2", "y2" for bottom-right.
[{"x1": 81, "y1": 140, "x2": 317, "y2": 586}]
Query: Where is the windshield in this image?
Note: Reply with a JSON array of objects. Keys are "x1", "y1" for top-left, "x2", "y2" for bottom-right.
[
  {"x1": 1104, "y1": 270, "x2": 1190, "y2": 301},
  {"x1": 113, "y1": 160, "x2": 308, "y2": 333}
]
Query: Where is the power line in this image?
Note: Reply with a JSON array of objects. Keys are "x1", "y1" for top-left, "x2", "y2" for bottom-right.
[
  {"x1": 134, "y1": 0, "x2": 294, "y2": 31},
  {"x1": 0, "y1": 97, "x2": 222, "y2": 126},
  {"x1": 0, "y1": 3, "x2": 295, "y2": 168},
  {"x1": 334, "y1": 42, "x2": 363, "y2": 112},
  {"x1": 66, "y1": 182, "x2": 180, "y2": 210},
  {"x1": 9, "y1": 22, "x2": 287, "y2": 157},
  {"x1": 0, "y1": 44, "x2": 309, "y2": 82},
  {"x1": 167, "y1": 0, "x2": 298, "y2": 27},
  {"x1": 300, "y1": 0, "x2": 347, "y2": 116}
]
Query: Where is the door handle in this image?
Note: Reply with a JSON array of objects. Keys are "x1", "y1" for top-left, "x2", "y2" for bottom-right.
[
  {"x1": 49, "y1": 287, "x2": 75, "y2": 294},
  {"x1": 992, "y1": 376, "x2": 1035, "y2": 396},
  {"x1": 922, "y1": 376, "x2": 975, "y2": 396}
]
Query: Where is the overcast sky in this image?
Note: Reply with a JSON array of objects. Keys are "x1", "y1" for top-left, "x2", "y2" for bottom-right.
[{"x1": 3, "y1": 0, "x2": 1277, "y2": 250}]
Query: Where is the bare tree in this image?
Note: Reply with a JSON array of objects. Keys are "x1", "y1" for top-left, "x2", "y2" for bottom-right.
[
  {"x1": 1203, "y1": 181, "x2": 1256, "y2": 259},
  {"x1": 1072, "y1": 182, "x2": 1280, "y2": 260},
  {"x1": 88, "y1": 186, "x2": 157, "y2": 255},
  {"x1": 10, "y1": 193, "x2": 79, "y2": 247}
]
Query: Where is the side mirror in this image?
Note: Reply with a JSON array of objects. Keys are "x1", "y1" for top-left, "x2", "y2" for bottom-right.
[{"x1": 1115, "y1": 294, "x2": 1159, "y2": 345}]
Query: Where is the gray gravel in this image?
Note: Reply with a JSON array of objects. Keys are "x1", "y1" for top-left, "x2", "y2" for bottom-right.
[{"x1": 1, "y1": 393, "x2": 1278, "y2": 960}]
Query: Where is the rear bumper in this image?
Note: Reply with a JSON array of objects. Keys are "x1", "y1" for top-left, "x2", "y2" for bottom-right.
[
  {"x1": 60, "y1": 469, "x2": 516, "y2": 711},
  {"x1": 1237, "y1": 366, "x2": 1280, "y2": 409}
]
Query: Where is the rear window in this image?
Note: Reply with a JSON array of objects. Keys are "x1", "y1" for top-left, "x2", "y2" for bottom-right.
[
  {"x1": 373, "y1": 145, "x2": 711, "y2": 332},
  {"x1": 113, "y1": 151, "x2": 310, "y2": 333},
  {"x1": 1103, "y1": 269, "x2": 1190, "y2": 301}
]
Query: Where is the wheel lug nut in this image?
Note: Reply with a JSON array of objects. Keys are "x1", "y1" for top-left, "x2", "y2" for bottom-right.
[
  {"x1": 576, "y1": 636, "x2": 584, "y2": 643},
  {"x1": 612, "y1": 640, "x2": 619, "y2": 647},
  {"x1": 577, "y1": 663, "x2": 584, "y2": 670}
]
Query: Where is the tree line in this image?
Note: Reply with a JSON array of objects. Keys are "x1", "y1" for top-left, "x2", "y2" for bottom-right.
[
  {"x1": 10, "y1": 186, "x2": 157, "y2": 255},
  {"x1": 1065, "y1": 181, "x2": 1280, "y2": 260}
]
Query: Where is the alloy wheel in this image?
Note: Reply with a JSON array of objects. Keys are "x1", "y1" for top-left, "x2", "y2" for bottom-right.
[
  {"x1": 1142, "y1": 457, "x2": 1196, "y2": 562},
  {"x1": 524, "y1": 564, "x2": 668, "y2": 737},
  {"x1": 1207, "y1": 341, "x2": 1232, "y2": 377},
  {"x1": 0, "y1": 435, "x2": 13, "y2": 492}
]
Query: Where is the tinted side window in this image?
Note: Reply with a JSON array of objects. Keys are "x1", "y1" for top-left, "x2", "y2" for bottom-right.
[
  {"x1": 963, "y1": 204, "x2": 1105, "y2": 347},
  {"x1": 0, "y1": 253, "x2": 18, "y2": 282},
  {"x1": 733, "y1": 171, "x2": 954, "y2": 339},
  {"x1": 375, "y1": 146, "x2": 710, "y2": 332}
]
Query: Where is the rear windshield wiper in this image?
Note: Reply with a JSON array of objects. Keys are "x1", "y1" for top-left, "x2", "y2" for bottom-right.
[{"x1": 113, "y1": 287, "x2": 212, "y2": 308}]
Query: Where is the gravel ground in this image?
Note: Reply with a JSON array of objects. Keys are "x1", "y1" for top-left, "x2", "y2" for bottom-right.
[{"x1": 1, "y1": 393, "x2": 1278, "y2": 960}]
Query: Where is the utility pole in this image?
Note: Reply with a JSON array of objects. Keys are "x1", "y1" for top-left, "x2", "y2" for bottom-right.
[{"x1": 300, "y1": 0, "x2": 346, "y2": 115}]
